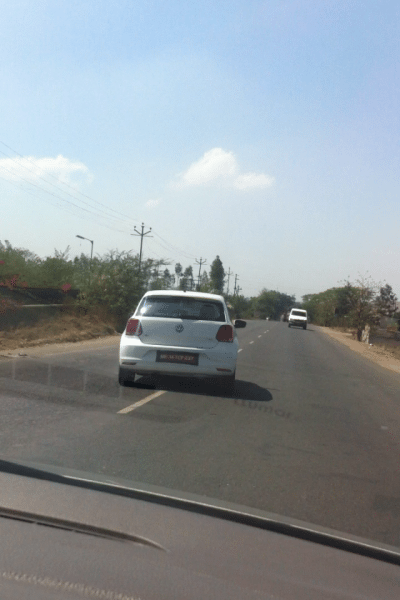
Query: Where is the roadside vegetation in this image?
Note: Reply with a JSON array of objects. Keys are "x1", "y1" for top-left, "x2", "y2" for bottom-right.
[
  {"x1": 5, "y1": 239, "x2": 397, "y2": 358},
  {"x1": 302, "y1": 278, "x2": 399, "y2": 339},
  {"x1": 302, "y1": 278, "x2": 400, "y2": 363},
  {"x1": 0, "y1": 240, "x2": 297, "y2": 351}
]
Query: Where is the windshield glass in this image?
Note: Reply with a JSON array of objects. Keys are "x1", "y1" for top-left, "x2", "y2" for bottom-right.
[
  {"x1": 0, "y1": 0, "x2": 399, "y2": 557},
  {"x1": 137, "y1": 296, "x2": 226, "y2": 321},
  {"x1": 291, "y1": 310, "x2": 307, "y2": 317}
]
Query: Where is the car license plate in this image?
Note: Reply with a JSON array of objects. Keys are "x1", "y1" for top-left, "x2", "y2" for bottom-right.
[{"x1": 156, "y1": 351, "x2": 199, "y2": 365}]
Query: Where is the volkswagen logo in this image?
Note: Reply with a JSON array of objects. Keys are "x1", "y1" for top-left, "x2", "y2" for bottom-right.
[{"x1": 175, "y1": 324, "x2": 184, "y2": 333}]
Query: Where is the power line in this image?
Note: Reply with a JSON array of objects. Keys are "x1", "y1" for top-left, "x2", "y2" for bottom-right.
[
  {"x1": 153, "y1": 232, "x2": 197, "y2": 260},
  {"x1": 0, "y1": 141, "x2": 140, "y2": 226},
  {"x1": 0, "y1": 161, "x2": 133, "y2": 233},
  {"x1": 0, "y1": 172, "x2": 130, "y2": 235}
]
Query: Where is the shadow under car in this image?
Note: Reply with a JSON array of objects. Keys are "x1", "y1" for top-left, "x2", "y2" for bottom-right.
[{"x1": 131, "y1": 374, "x2": 273, "y2": 402}]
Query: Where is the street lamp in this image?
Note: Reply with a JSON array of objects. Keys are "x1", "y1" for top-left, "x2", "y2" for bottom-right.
[{"x1": 76, "y1": 235, "x2": 94, "y2": 286}]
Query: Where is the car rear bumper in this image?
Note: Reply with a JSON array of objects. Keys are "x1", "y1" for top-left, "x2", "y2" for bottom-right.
[{"x1": 119, "y1": 342, "x2": 237, "y2": 377}]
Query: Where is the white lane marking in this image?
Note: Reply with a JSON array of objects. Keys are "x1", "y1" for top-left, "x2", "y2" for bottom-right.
[
  {"x1": 249, "y1": 341, "x2": 254, "y2": 344},
  {"x1": 238, "y1": 349, "x2": 243, "y2": 352},
  {"x1": 264, "y1": 331, "x2": 267, "y2": 333},
  {"x1": 118, "y1": 390, "x2": 166, "y2": 414},
  {"x1": 258, "y1": 335, "x2": 262, "y2": 338}
]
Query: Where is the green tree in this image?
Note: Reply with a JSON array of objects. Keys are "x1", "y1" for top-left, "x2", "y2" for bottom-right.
[
  {"x1": 179, "y1": 265, "x2": 194, "y2": 291},
  {"x1": 198, "y1": 271, "x2": 213, "y2": 293},
  {"x1": 302, "y1": 288, "x2": 339, "y2": 326},
  {"x1": 254, "y1": 289, "x2": 295, "y2": 320},
  {"x1": 302, "y1": 277, "x2": 395, "y2": 341},
  {"x1": 229, "y1": 294, "x2": 252, "y2": 319},
  {"x1": 162, "y1": 268, "x2": 174, "y2": 289},
  {"x1": 76, "y1": 250, "x2": 156, "y2": 330},
  {"x1": 37, "y1": 247, "x2": 74, "y2": 287},
  {"x1": 0, "y1": 241, "x2": 76, "y2": 289},
  {"x1": 375, "y1": 284, "x2": 398, "y2": 318},
  {"x1": 209, "y1": 256, "x2": 225, "y2": 294},
  {"x1": 0, "y1": 239, "x2": 39, "y2": 287},
  {"x1": 346, "y1": 277, "x2": 377, "y2": 341}
]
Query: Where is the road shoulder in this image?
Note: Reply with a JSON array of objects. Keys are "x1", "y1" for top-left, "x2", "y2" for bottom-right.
[
  {"x1": 315, "y1": 325, "x2": 400, "y2": 375},
  {"x1": 0, "y1": 334, "x2": 121, "y2": 359}
]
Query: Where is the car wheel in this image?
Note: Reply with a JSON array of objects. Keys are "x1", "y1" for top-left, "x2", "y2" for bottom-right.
[
  {"x1": 288, "y1": 323, "x2": 291, "y2": 327},
  {"x1": 118, "y1": 367, "x2": 135, "y2": 387},
  {"x1": 303, "y1": 324, "x2": 307, "y2": 330}
]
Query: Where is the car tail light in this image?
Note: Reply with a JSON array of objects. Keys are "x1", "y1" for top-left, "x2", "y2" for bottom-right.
[
  {"x1": 125, "y1": 318, "x2": 142, "y2": 336},
  {"x1": 216, "y1": 325, "x2": 234, "y2": 342}
]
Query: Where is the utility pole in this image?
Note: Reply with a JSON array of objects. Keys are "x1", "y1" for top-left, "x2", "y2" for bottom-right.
[
  {"x1": 226, "y1": 267, "x2": 232, "y2": 295},
  {"x1": 131, "y1": 223, "x2": 152, "y2": 273},
  {"x1": 236, "y1": 285, "x2": 242, "y2": 296},
  {"x1": 233, "y1": 274, "x2": 239, "y2": 295},
  {"x1": 195, "y1": 258, "x2": 207, "y2": 289}
]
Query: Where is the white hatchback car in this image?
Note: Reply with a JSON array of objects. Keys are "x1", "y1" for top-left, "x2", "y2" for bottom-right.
[{"x1": 119, "y1": 290, "x2": 246, "y2": 390}]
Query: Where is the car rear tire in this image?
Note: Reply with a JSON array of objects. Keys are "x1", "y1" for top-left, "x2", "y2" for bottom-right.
[
  {"x1": 303, "y1": 324, "x2": 307, "y2": 330},
  {"x1": 118, "y1": 367, "x2": 135, "y2": 387},
  {"x1": 288, "y1": 323, "x2": 291, "y2": 327}
]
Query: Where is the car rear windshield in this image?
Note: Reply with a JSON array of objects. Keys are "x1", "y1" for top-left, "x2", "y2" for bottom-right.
[
  {"x1": 137, "y1": 296, "x2": 226, "y2": 322},
  {"x1": 291, "y1": 310, "x2": 307, "y2": 317}
]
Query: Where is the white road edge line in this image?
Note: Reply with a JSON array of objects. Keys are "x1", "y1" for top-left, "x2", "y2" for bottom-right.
[
  {"x1": 118, "y1": 390, "x2": 166, "y2": 414},
  {"x1": 249, "y1": 341, "x2": 254, "y2": 344},
  {"x1": 238, "y1": 349, "x2": 243, "y2": 352}
]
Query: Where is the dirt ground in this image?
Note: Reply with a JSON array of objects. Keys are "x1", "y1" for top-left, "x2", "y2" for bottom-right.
[
  {"x1": 0, "y1": 312, "x2": 120, "y2": 357},
  {"x1": 316, "y1": 325, "x2": 400, "y2": 376}
]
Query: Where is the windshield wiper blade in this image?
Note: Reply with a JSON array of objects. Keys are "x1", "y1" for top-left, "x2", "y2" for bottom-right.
[{"x1": 0, "y1": 506, "x2": 165, "y2": 550}]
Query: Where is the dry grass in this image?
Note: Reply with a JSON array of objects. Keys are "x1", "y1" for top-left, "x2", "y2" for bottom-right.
[
  {"x1": 0, "y1": 311, "x2": 118, "y2": 352},
  {"x1": 325, "y1": 325, "x2": 400, "y2": 361},
  {"x1": 370, "y1": 341, "x2": 400, "y2": 360}
]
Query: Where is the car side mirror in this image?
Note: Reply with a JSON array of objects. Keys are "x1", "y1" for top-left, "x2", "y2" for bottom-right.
[{"x1": 234, "y1": 319, "x2": 246, "y2": 328}]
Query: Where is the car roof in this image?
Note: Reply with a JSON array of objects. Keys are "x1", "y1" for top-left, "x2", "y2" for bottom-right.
[{"x1": 142, "y1": 290, "x2": 226, "y2": 302}]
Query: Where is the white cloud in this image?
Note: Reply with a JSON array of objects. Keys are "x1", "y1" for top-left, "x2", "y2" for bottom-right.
[
  {"x1": 173, "y1": 147, "x2": 274, "y2": 191},
  {"x1": 176, "y1": 148, "x2": 237, "y2": 187},
  {"x1": 233, "y1": 172, "x2": 275, "y2": 190},
  {"x1": 145, "y1": 198, "x2": 161, "y2": 208},
  {"x1": 0, "y1": 154, "x2": 91, "y2": 184}
]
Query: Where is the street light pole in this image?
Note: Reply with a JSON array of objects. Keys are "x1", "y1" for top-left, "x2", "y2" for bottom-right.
[{"x1": 76, "y1": 235, "x2": 94, "y2": 286}]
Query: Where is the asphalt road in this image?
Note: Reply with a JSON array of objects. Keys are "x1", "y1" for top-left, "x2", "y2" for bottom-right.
[{"x1": 1, "y1": 320, "x2": 400, "y2": 547}]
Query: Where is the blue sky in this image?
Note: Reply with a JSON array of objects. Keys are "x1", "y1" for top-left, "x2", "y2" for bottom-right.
[{"x1": 1, "y1": 0, "x2": 399, "y2": 299}]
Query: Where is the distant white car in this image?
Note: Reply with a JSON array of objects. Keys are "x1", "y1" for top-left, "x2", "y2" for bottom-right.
[
  {"x1": 119, "y1": 290, "x2": 246, "y2": 390},
  {"x1": 288, "y1": 308, "x2": 308, "y2": 329}
]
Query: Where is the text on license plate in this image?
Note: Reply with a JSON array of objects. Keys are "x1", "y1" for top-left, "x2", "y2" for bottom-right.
[{"x1": 156, "y1": 351, "x2": 199, "y2": 365}]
